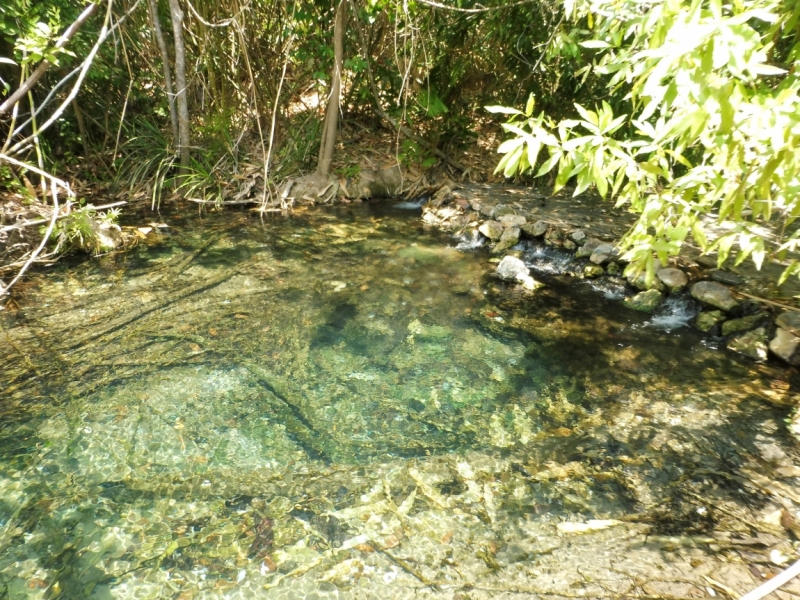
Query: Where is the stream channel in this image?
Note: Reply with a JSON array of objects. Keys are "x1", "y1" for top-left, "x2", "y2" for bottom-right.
[{"x1": 1, "y1": 200, "x2": 800, "y2": 599}]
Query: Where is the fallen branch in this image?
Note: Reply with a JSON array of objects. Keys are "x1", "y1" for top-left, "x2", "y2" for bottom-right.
[
  {"x1": 0, "y1": 201, "x2": 127, "y2": 234},
  {"x1": 733, "y1": 290, "x2": 800, "y2": 313},
  {"x1": 185, "y1": 197, "x2": 258, "y2": 205},
  {"x1": 739, "y1": 556, "x2": 800, "y2": 600}
]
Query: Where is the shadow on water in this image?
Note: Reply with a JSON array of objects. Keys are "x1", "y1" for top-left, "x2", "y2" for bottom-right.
[{"x1": 1, "y1": 200, "x2": 799, "y2": 598}]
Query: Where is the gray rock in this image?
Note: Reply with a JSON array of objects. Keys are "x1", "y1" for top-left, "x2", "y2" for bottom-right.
[
  {"x1": 657, "y1": 268, "x2": 688, "y2": 293},
  {"x1": 493, "y1": 226, "x2": 521, "y2": 253},
  {"x1": 563, "y1": 239, "x2": 577, "y2": 251},
  {"x1": 721, "y1": 313, "x2": 767, "y2": 336},
  {"x1": 627, "y1": 270, "x2": 665, "y2": 292},
  {"x1": 501, "y1": 225, "x2": 521, "y2": 243},
  {"x1": 727, "y1": 327, "x2": 768, "y2": 362},
  {"x1": 584, "y1": 265, "x2": 605, "y2": 278},
  {"x1": 695, "y1": 311, "x2": 725, "y2": 333},
  {"x1": 496, "y1": 255, "x2": 529, "y2": 281},
  {"x1": 498, "y1": 214, "x2": 527, "y2": 228},
  {"x1": 493, "y1": 205, "x2": 516, "y2": 218},
  {"x1": 576, "y1": 238, "x2": 603, "y2": 259},
  {"x1": 570, "y1": 230, "x2": 587, "y2": 245},
  {"x1": 590, "y1": 243, "x2": 620, "y2": 265},
  {"x1": 770, "y1": 328, "x2": 800, "y2": 364},
  {"x1": 545, "y1": 229, "x2": 565, "y2": 245},
  {"x1": 469, "y1": 199, "x2": 482, "y2": 212},
  {"x1": 776, "y1": 311, "x2": 800, "y2": 336},
  {"x1": 478, "y1": 220, "x2": 504, "y2": 241},
  {"x1": 480, "y1": 204, "x2": 496, "y2": 218},
  {"x1": 624, "y1": 289, "x2": 663, "y2": 312},
  {"x1": 711, "y1": 269, "x2": 744, "y2": 286},
  {"x1": 690, "y1": 281, "x2": 738, "y2": 312},
  {"x1": 521, "y1": 220, "x2": 549, "y2": 238}
]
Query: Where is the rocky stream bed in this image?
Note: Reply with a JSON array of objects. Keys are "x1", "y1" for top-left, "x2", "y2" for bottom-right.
[{"x1": 1, "y1": 198, "x2": 800, "y2": 599}]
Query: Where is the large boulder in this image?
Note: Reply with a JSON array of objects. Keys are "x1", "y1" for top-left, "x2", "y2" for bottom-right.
[
  {"x1": 657, "y1": 268, "x2": 688, "y2": 293},
  {"x1": 721, "y1": 313, "x2": 767, "y2": 336},
  {"x1": 589, "y1": 243, "x2": 619, "y2": 265},
  {"x1": 521, "y1": 220, "x2": 548, "y2": 238},
  {"x1": 690, "y1": 281, "x2": 738, "y2": 312},
  {"x1": 496, "y1": 255, "x2": 529, "y2": 281},
  {"x1": 776, "y1": 311, "x2": 800, "y2": 336},
  {"x1": 727, "y1": 328, "x2": 768, "y2": 362},
  {"x1": 492, "y1": 226, "x2": 521, "y2": 253},
  {"x1": 478, "y1": 220, "x2": 504, "y2": 241},
  {"x1": 770, "y1": 328, "x2": 800, "y2": 364},
  {"x1": 496, "y1": 256, "x2": 540, "y2": 290},
  {"x1": 624, "y1": 289, "x2": 663, "y2": 312},
  {"x1": 576, "y1": 238, "x2": 603, "y2": 258},
  {"x1": 498, "y1": 214, "x2": 527, "y2": 228}
]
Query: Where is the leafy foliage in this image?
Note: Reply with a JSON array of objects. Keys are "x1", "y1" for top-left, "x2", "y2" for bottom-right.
[{"x1": 493, "y1": 0, "x2": 800, "y2": 282}]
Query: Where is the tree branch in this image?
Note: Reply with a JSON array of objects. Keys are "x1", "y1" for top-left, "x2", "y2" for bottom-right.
[{"x1": 0, "y1": 3, "x2": 99, "y2": 116}]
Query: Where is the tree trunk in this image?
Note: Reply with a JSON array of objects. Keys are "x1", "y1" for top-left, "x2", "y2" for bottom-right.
[
  {"x1": 168, "y1": 0, "x2": 190, "y2": 180},
  {"x1": 317, "y1": 0, "x2": 345, "y2": 177},
  {"x1": 148, "y1": 0, "x2": 179, "y2": 149}
]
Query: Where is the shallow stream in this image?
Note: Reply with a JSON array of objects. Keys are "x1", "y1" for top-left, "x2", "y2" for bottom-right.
[{"x1": 1, "y1": 201, "x2": 800, "y2": 599}]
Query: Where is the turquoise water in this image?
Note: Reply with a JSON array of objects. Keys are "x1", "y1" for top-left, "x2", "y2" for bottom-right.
[{"x1": 0, "y1": 201, "x2": 798, "y2": 598}]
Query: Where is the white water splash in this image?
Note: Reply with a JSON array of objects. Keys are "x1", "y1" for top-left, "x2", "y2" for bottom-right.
[
  {"x1": 648, "y1": 296, "x2": 699, "y2": 331},
  {"x1": 394, "y1": 198, "x2": 428, "y2": 209},
  {"x1": 454, "y1": 230, "x2": 485, "y2": 251}
]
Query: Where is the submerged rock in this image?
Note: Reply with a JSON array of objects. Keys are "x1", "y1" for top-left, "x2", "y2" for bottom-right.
[
  {"x1": 562, "y1": 239, "x2": 577, "y2": 251},
  {"x1": 776, "y1": 311, "x2": 800, "y2": 336},
  {"x1": 695, "y1": 311, "x2": 725, "y2": 333},
  {"x1": 691, "y1": 281, "x2": 738, "y2": 312},
  {"x1": 496, "y1": 256, "x2": 529, "y2": 281},
  {"x1": 721, "y1": 313, "x2": 767, "y2": 336},
  {"x1": 657, "y1": 268, "x2": 688, "y2": 293},
  {"x1": 770, "y1": 328, "x2": 800, "y2": 364},
  {"x1": 624, "y1": 289, "x2": 663, "y2": 312},
  {"x1": 521, "y1": 220, "x2": 548, "y2": 238},
  {"x1": 727, "y1": 327, "x2": 768, "y2": 362},
  {"x1": 583, "y1": 265, "x2": 605, "y2": 278}
]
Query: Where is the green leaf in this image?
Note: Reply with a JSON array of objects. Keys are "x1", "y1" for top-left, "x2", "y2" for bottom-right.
[
  {"x1": 536, "y1": 152, "x2": 562, "y2": 177},
  {"x1": 525, "y1": 94, "x2": 536, "y2": 117},
  {"x1": 579, "y1": 40, "x2": 611, "y2": 49},
  {"x1": 485, "y1": 105, "x2": 524, "y2": 115}
]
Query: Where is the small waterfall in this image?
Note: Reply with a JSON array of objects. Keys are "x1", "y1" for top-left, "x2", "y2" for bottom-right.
[{"x1": 648, "y1": 295, "x2": 700, "y2": 331}]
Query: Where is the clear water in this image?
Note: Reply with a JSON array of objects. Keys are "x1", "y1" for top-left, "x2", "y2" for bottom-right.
[{"x1": 1, "y1": 201, "x2": 798, "y2": 599}]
